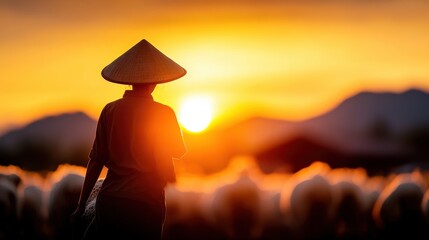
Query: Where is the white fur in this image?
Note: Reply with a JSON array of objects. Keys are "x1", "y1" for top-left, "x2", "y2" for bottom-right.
[
  {"x1": 372, "y1": 171, "x2": 427, "y2": 238},
  {"x1": 207, "y1": 173, "x2": 264, "y2": 239},
  {"x1": 48, "y1": 173, "x2": 84, "y2": 240},
  {"x1": 282, "y1": 174, "x2": 336, "y2": 239}
]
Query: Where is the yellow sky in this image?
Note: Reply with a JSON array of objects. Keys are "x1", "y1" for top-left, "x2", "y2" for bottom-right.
[{"x1": 1, "y1": 0, "x2": 429, "y2": 133}]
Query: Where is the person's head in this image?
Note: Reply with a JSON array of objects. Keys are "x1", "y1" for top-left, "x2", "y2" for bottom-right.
[{"x1": 131, "y1": 83, "x2": 157, "y2": 94}]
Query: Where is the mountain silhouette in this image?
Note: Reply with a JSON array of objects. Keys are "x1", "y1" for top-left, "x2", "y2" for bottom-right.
[
  {"x1": 223, "y1": 88, "x2": 429, "y2": 155},
  {"x1": 179, "y1": 88, "x2": 429, "y2": 173},
  {"x1": 256, "y1": 135, "x2": 343, "y2": 173},
  {"x1": 301, "y1": 88, "x2": 429, "y2": 153},
  {"x1": 0, "y1": 88, "x2": 428, "y2": 172},
  {"x1": 0, "y1": 111, "x2": 96, "y2": 150},
  {"x1": 0, "y1": 112, "x2": 96, "y2": 171}
]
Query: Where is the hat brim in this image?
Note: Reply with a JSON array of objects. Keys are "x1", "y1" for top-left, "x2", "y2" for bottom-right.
[{"x1": 101, "y1": 39, "x2": 187, "y2": 85}]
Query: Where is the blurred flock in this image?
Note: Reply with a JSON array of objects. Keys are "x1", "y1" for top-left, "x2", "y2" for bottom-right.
[{"x1": 1, "y1": 156, "x2": 429, "y2": 240}]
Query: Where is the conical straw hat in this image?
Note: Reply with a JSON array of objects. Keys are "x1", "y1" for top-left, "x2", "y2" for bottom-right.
[{"x1": 101, "y1": 39, "x2": 186, "y2": 84}]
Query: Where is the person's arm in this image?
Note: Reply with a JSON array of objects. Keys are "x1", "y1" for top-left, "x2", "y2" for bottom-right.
[
  {"x1": 155, "y1": 150, "x2": 177, "y2": 185},
  {"x1": 77, "y1": 159, "x2": 104, "y2": 209},
  {"x1": 71, "y1": 107, "x2": 108, "y2": 220},
  {"x1": 155, "y1": 107, "x2": 187, "y2": 185},
  {"x1": 70, "y1": 158, "x2": 104, "y2": 226}
]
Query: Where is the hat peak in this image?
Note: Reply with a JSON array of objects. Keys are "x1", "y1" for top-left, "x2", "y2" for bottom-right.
[{"x1": 101, "y1": 39, "x2": 186, "y2": 84}]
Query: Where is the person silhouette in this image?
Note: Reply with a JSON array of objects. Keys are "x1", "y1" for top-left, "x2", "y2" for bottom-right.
[{"x1": 71, "y1": 39, "x2": 187, "y2": 239}]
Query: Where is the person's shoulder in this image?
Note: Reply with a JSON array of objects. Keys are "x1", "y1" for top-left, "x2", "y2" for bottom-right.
[
  {"x1": 153, "y1": 101, "x2": 175, "y2": 114},
  {"x1": 151, "y1": 101, "x2": 179, "y2": 122},
  {"x1": 99, "y1": 99, "x2": 122, "y2": 115},
  {"x1": 104, "y1": 98, "x2": 122, "y2": 109}
]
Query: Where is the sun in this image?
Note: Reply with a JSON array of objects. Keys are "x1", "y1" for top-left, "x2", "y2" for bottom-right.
[{"x1": 178, "y1": 95, "x2": 214, "y2": 133}]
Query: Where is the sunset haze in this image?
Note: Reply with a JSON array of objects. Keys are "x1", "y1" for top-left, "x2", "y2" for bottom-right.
[{"x1": 2, "y1": 0, "x2": 429, "y2": 133}]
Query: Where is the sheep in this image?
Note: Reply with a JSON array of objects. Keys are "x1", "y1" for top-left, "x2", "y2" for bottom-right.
[
  {"x1": 0, "y1": 173, "x2": 22, "y2": 240},
  {"x1": 256, "y1": 190, "x2": 289, "y2": 240},
  {"x1": 206, "y1": 172, "x2": 264, "y2": 240},
  {"x1": 327, "y1": 167, "x2": 377, "y2": 239},
  {"x1": 47, "y1": 173, "x2": 84, "y2": 240},
  {"x1": 19, "y1": 184, "x2": 49, "y2": 240},
  {"x1": 281, "y1": 174, "x2": 336, "y2": 239},
  {"x1": 358, "y1": 175, "x2": 386, "y2": 239},
  {"x1": 421, "y1": 188, "x2": 429, "y2": 226},
  {"x1": 331, "y1": 180, "x2": 367, "y2": 239},
  {"x1": 251, "y1": 167, "x2": 293, "y2": 240},
  {"x1": 163, "y1": 187, "x2": 218, "y2": 240},
  {"x1": 372, "y1": 171, "x2": 427, "y2": 239},
  {"x1": 5, "y1": 160, "x2": 429, "y2": 240}
]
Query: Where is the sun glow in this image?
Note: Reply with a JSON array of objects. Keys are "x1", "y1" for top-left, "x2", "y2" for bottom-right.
[{"x1": 178, "y1": 95, "x2": 214, "y2": 133}]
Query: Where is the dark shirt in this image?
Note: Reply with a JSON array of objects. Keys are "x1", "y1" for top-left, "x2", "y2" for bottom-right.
[{"x1": 89, "y1": 89, "x2": 186, "y2": 201}]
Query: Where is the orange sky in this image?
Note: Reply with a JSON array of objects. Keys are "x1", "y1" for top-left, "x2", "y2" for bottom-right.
[{"x1": 2, "y1": 0, "x2": 429, "y2": 133}]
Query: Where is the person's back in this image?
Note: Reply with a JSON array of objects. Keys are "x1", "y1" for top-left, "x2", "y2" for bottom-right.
[
  {"x1": 71, "y1": 39, "x2": 187, "y2": 240},
  {"x1": 98, "y1": 87, "x2": 186, "y2": 202}
]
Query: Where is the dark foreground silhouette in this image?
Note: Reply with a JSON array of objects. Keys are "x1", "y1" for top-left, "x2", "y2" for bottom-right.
[{"x1": 2, "y1": 160, "x2": 429, "y2": 240}]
